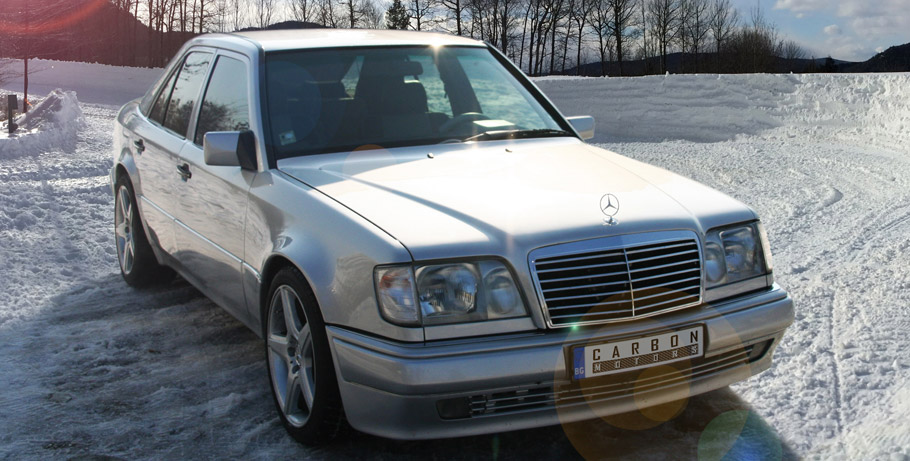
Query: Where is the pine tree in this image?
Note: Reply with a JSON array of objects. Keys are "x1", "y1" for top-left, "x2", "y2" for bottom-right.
[{"x1": 386, "y1": 0, "x2": 409, "y2": 29}]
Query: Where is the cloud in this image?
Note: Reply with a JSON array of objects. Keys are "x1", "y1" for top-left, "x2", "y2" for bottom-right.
[
  {"x1": 773, "y1": 0, "x2": 828, "y2": 13},
  {"x1": 849, "y1": 13, "x2": 910, "y2": 40},
  {"x1": 823, "y1": 24, "x2": 841, "y2": 36}
]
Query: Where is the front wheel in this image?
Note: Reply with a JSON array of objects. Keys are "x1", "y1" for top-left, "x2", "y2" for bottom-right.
[{"x1": 265, "y1": 267, "x2": 345, "y2": 445}]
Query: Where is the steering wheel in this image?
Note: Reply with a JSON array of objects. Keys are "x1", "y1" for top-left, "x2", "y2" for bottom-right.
[{"x1": 439, "y1": 112, "x2": 490, "y2": 135}]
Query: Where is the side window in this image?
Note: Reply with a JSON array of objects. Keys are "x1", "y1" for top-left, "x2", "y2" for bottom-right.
[
  {"x1": 194, "y1": 56, "x2": 251, "y2": 145},
  {"x1": 162, "y1": 52, "x2": 212, "y2": 137},
  {"x1": 149, "y1": 68, "x2": 178, "y2": 124}
]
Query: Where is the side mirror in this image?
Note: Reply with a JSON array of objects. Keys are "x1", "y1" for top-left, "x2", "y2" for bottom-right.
[
  {"x1": 566, "y1": 116, "x2": 595, "y2": 141},
  {"x1": 203, "y1": 130, "x2": 257, "y2": 170}
]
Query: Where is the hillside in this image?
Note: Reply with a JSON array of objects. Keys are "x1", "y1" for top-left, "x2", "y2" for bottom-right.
[
  {"x1": 0, "y1": 0, "x2": 193, "y2": 67},
  {"x1": 567, "y1": 52, "x2": 861, "y2": 76},
  {"x1": 843, "y1": 43, "x2": 910, "y2": 73}
]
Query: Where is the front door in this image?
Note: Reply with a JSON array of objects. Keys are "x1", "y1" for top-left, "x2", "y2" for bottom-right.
[{"x1": 173, "y1": 53, "x2": 256, "y2": 323}]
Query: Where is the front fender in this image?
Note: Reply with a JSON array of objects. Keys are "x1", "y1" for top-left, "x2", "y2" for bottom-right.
[{"x1": 242, "y1": 170, "x2": 420, "y2": 342}]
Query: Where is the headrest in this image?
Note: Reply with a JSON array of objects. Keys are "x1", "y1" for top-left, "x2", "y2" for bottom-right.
[{"x1": 370, "y1": 60, "x2": 423, "y2": 77}]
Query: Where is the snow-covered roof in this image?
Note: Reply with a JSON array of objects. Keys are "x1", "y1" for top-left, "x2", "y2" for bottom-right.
[{"x1": 230, "y1": 29, "x2": 486, "y2": 52}]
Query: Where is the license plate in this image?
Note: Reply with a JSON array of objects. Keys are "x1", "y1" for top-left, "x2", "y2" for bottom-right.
[{"x1": 572, "y1": 326, "x2": 704, "y2": 380}]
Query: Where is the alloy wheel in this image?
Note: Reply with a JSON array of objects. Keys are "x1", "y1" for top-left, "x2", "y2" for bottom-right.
[{"x1": 267, "y1": 285, "x2": 316, "y2": 427}]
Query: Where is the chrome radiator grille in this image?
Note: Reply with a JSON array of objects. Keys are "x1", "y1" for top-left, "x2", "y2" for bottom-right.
[{"x1": 532, "y1": 238, "x2": 702, "y2": 327}]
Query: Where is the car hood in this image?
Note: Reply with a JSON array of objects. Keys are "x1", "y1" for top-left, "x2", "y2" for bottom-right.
[{"x1": 277, "y1": 138, "x2": 755, "y2": 260}]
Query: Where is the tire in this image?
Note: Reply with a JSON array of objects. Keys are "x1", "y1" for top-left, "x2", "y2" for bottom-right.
[
  {"x1": 264, "y1": 266, "x2": 346, "y2": 445},
  {"x1": 114, "y1": 174, "x2": 172, "y2": 287}
]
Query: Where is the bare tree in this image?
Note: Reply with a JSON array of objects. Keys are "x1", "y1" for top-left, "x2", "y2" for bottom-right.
[
  {"x1": 316, "y1": 0, "x2": 342, "y2": 27},
  {"x1": 647, "y1": 0, "x2": 679, "y2": 73},
  {"x1": 289, "y1": 0, "x2": 316, "y2": 22},
  {"x1": 495, "y1": 0, "x2": 521, "y2": 56},
  {"x1": 361, "y1": 0, "x2": 384, "y2": 28},
  {"x1": 590, "y1": 0, "x2": 616, "y2": 76},
  {"x1": 608, "y1": 0, "x2": 639, "y2": 76},
  {"x1": 679, "y1": 0, "x2": 709, "y2": 71},
  {"x1": 255, "y1": 0, "x2": 275, "y2": 28},
  {"x1": 782, "y1": 39, "x2": 806, "y2": 61},
  {"x1": 709, "y1": 0, "x2": 737, "y2": 54},
  {"x1": 724, "y1": 5, "x2": 781, "y2": 72},
  {"x1": 568, "y1": 0, "x2": 593, "y2": 74},
  {"x1": 340, "y1": 0, "x2": 364, "y2": 27},
  {"x1": 440, "y1": 0, "x2": 467, "y2": 35},
  {"x1": 408, "y1": 0, "x2": 435, "y2": 30}
]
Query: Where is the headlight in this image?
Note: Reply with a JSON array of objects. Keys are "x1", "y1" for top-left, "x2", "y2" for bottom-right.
[
  {"x1": 375, "y1": 260, "x2": 527, "y2": 326},
  {"x1": 704, "y1": 222, "x2": 770, "y2": 288}
]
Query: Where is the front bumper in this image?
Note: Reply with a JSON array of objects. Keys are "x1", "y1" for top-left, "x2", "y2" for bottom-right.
[{"x1": 326, "y1": 285, "x2": 793, "y2": 440}]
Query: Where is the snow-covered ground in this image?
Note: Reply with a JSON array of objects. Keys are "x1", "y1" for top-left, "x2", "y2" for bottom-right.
[{"x1": 1, "y1": 60, "x2": 908, "y2": 459}]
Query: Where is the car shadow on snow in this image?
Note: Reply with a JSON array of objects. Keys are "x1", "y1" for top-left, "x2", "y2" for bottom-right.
[
  {"x1": 337, "y1": 388, "x2": 800, "y2": 460},
  {"x1": 6, "y1": 274, "x2": 796, "y2": 460}
]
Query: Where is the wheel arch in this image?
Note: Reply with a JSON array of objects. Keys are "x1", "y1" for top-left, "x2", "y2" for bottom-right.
[{"x1": 258, "y1": 253, "x2": 323, "y2": 338}]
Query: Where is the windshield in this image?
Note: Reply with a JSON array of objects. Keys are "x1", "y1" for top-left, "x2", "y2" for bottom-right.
[{"x1": 265, "y1": 46, "x2": 568, "y2": 158}]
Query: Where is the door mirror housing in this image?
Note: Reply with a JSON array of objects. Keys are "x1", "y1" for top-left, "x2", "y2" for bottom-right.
[
  {"x1": 566, "y1": 116, "x2": 595, "y2": 141},
  {"x1": 203, "y1": 130, "x2": 257, "y2": 170}
]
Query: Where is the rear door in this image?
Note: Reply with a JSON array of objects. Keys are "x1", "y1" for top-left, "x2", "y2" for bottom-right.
[
  {"x1": 173, "y1": 52, "x2": 256, "y2": 323},
  {"x1": 132, "y1": 50, "x2": 213, "y2": 255}
]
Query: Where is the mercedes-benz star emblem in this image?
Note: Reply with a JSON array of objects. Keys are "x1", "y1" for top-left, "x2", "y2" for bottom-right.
[{"x1": 600, "y1": 193, "x2": 619, "y2": 225}]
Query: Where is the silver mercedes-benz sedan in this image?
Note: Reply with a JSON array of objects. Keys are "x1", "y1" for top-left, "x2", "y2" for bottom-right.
[{"x1": 111, "y1": 29, "x2": 793, "y2": 444}]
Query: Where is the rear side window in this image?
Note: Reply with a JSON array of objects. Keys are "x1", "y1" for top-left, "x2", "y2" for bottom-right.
[
  {"x1": 162, "y1": 52, "x2": 212, "y2": 137},
  {"x1": 194, "y1": 56, "x2": 251, "y2": 145},
  {"x1": 149, "y1": 69, "x2": 178, "y2": 124}
]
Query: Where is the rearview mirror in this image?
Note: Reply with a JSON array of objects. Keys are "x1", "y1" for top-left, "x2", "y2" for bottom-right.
[
  {"x1": 204, "y1": 131, "x2": 257, "y2": 170},
  {"x1": 566, "y1": 116, "x2": 595, "y2": 141}
]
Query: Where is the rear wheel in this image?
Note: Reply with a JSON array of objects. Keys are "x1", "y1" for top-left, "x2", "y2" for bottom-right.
[
  {"x1": 265, "y1": 267, "x2": 345, "y2": 445},
  {"x1": 114, "y1": 174, "x2": 171, "y2": 287}
]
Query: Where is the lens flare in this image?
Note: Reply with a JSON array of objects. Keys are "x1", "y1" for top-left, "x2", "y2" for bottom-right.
[{"x1": 1, "y1": 0, "x2": 110, "y2": 36}]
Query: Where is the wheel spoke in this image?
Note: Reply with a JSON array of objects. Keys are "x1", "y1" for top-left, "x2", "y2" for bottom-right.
[
  {"x1": 298, "y1": 323, "x2": 311, "y2": 349},
  {"x1": 297, "y1": 321, "x2": 315, "y2": 411},
  {"x1": 300, "y1": 365, "x2": 315, "y2": 411},
  {"x1": 118, "y1": 188, "x2": 130, "y2": 222},
  {"x1": 285, "y1": 371, "x2": 301, "y2": 414},
  {"x1": 115, "y1": 222, "x2": 127, "y2": 238},
  {"x1": 267, "y1": 334, "x2": 290, "y2": 362},
  {"x1": 122, "y1": 244, "x2": 133, "y2": 271},
  {"x1": 280, "y1": 288, "x2": 299, "y2": 338}
]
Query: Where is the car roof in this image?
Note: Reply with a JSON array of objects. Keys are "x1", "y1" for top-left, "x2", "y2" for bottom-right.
[{"x1": 228, "y1": 29, "x2": 487, "y2": 52}]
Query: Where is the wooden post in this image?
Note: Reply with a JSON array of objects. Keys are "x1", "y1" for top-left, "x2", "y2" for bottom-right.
[{"x1": 7, "y1": 95, "x2": 18, "y2": 134}]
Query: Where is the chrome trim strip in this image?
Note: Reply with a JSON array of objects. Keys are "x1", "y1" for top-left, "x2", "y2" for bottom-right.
[
  {"x1": 704, "y1": 276, "x2": 768, "y2": 303},
  {"x1": 625, "y1": 241, "x2": 696, "y2": 255},
  {"x1": 535, "y1": 260, "x2": 627, "y2": 274},
  {"x1": 625, "y1": 248, "x2": 699, "y2": 265},
  {"x1": 139, "y1": 194, "x2": 176, "y2": 220},
  {"x1": 528, "y1": 230, "x2": 704, "y2": 329},
  {"x1": 534, "y1": 251, "x2": 625, "y2": 266},
  {"x1": 536, "y1": 270, "x2": 630, "y2": 285},
  {"x1": 242, "y1": 261, "x2": 262, "y2": 282},
  {"x1": 174, "y1": 218, "x2": 242, "y2": 264}
]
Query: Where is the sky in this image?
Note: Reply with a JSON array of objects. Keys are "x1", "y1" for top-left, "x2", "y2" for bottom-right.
[{"x1": 732, "y1": 0, "x2": 910, "y2": 62}]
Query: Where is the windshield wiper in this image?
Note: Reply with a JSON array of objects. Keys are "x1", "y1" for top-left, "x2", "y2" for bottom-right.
[{"x1": 463, "y1": 128, "x2": 574, "y2": 142}]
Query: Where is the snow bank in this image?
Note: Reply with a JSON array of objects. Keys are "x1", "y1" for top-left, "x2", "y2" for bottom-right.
[
  {"x1": 0, "y1": 89, "x2": 84, "y2": 159},
  {"x1": 0, "y1": 58, "x2": 162, "y2": 106},
  {"x1": 534, "y1": 72, "x2": 910, "y2": 152}
]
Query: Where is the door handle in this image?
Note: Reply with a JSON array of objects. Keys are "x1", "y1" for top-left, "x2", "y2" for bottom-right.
[
  {"x1": 133, "y1": 139, "x2": 145, "y2": 153},
  {"x1": 176, "y1": 163, "x2": 192, "y2": 181}
]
